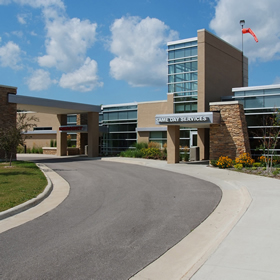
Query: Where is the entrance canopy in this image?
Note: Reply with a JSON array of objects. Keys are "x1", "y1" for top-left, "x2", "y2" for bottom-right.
[
  {"x1": 155, "y1": 112, "x2": 220, "y2": 128},
  {"x1": 8, "y1": 94, "x2": 101, "y2": 114}
]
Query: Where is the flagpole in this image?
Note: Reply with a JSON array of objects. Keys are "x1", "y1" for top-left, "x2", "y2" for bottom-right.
[{"x1": 240, "y1": 20, "x2": 245, "y2": 86}]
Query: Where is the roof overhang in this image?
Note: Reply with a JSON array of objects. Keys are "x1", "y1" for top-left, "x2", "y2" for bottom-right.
[
  {"x1": 155, "y1": 112, "x2": 220, "y2": 128},
  {"x1": 9, "y1": 94, "x2": 101, "y2": 114}
]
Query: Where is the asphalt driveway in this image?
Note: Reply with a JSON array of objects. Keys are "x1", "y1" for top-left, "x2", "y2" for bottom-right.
[{"x1": 0, "y1": 157, "x2": 221, "y2": 280}]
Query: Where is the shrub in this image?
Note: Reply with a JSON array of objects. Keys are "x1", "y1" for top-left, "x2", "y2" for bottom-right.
[
  {"x1": 235, "y1": 153, "x2": 254, "y2": 167},
  {"x1": 258, "y1": 155, "x2": 278, "y2": 167},
  {"x1": 234, "y1": 163, "x2": 243, "y2": 170},
  {"x1": 252, "y1": 166, "x2": 257, "y2": 170},
  {"x1": 141, "y1": 147, "x2": 161, "y2": 159},
  {"x1": 148, "y1": 142, "x2": 161, "y2": 149},
  {"x1": 216, "y1": 156, "x2": 233, "y2": 168},
  {"x1": 253, "y1": 162, "x2": 261, "y2": 167},
  {"x1": 210, "y1": 160, "x2": 218, "y2": 167},
  {"x1": 132, "y1": 142, "x2": 148, "y2": 150},
  {"x1": 272, "y1": 169, "x2": 279, "y2": 176}
]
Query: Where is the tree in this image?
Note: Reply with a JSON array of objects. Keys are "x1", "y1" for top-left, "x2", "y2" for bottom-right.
[
  {"x1": 0, "y1": 113, "x2": 38, "y2": 166},
  {"x1": 256, "y1": 109, "x2": 280, "y2": 173}
]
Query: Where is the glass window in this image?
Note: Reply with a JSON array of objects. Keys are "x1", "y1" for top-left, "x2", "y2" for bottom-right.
[
  {"x1": 191, "y1": 46, "x2": 198, "y2": 56},
  {"x1": 168, "y1": 75, "x2": 174, "y2": 83},
  {"x1": 67, "y1": 115, "x2": 77, "y2": 124},
  {"x1": 245, "y1": 96, "x2": 264, "y2": 108},
  {"x1": 264, "y1": 88, "x2": 280, "y2": 95},
  {"x1": 191, "y1": 61, "x2": 198, "y2": 71},
  {"x1": 119, "y1": 111, "x2": 127, "y2": 119},
  {"x1": 264, "y1": 95, "x2": 280, "y2": 108},
  {"x1": 109, "y1": 112, "x2": 118, "y2": 120},
  {"x1": 127, "y1": 111, "x2": 137, "y2": 119},
  {"x1": 184, "y1": 48, "x2": 191, "y2": 57},
  {"x1": 168, "y1": 45, "x2": 175, "y2": 50},
  {"x1": 180, "y1": 130, "x2": 190, "y2": 138},
  {"x1": 245, "y1": 90, "x2": 264, "y2": 96},
  {"x1": 175, "y1": 104, "x2": 185, "y2": 113},
  {"x1": 168, "y1": 65, "x2": 175, "y2": 74},
  {"x1": 168, "y1": 50, "x2": 175, "y2": 60}
]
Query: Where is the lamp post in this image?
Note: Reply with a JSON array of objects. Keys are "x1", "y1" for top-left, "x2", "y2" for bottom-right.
[{"x1": 240, "y1": 20, "x2": 245, "y2": 86}]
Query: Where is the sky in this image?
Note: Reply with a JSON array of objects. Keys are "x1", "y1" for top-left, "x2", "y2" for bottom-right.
[{"x1": 0, "y1": 0, "x2": 280, "y2": 106}]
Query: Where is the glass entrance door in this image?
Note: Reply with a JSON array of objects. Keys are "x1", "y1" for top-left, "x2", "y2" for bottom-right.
[{"x1": 190, "y1": 131, "x2": 197, "y2": 147}]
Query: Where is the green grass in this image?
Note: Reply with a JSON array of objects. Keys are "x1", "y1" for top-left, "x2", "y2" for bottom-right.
[{"x1": 0, "y1": 161, "x2": 47, "y2": 212}]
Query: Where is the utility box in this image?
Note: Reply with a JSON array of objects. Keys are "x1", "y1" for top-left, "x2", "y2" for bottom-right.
[
  {"x1": 190, "y1": 146, "x2": 199, "y2": 161},
  {"x1": 85, "y1": 145, "x2": 88, "y2": 156}
]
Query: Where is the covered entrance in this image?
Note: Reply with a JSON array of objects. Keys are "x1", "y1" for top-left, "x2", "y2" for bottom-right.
[
  {"x1": 155, "y1": 112, "x2": 220, "y2": 164},
  {"x1": 0, "y1": 85, "x2": 101, "y2": 159}
]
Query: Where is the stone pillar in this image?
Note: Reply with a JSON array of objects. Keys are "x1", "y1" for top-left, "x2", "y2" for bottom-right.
[
  {"x1": 87, "y1": 112, "x2": 99, "y2": 157},
  {"x1": 209, "y1": 101, "x2": 251, "y2": 160},
  {"x1": 167, "y1": 125, "x2": 180, "y2": 164},
  {"x1": 0, "y1": 85, "x2": 17, "y2": 160},
  {"x1": 57, "y1": 114, "x2": 67, "y2": 156}
]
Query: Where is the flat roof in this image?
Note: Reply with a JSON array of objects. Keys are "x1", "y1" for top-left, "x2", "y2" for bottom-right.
[
  {"x1": 167, "y1": 37, "x2": 197, "y2": 46},
  {"x1": 9, "y1": 94, "x2": 101, "y2": 114},
  {"x1": 233, "y1": 84, "x2": 280, "y2": 92}
]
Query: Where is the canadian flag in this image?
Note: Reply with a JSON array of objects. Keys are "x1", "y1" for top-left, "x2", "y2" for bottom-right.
[{"x1": 242, "y1": 28, "x2": 258, "y2": 42}]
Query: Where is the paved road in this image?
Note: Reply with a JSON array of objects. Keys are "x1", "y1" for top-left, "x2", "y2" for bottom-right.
[{"x1": 0, "y1": 157, "x2": 221, "y2": 280}]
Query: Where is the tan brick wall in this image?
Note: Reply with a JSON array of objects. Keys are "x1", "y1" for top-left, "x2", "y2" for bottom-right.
[
  {"x1": 0, "y1": 85, "x2": 17, "y2": 159},
  {"x1": 25, "y1": 134, "x2": 56, "y2": 149},
  {"x1": 209, "y1": 102, "x2": 250, "y2": 160}
]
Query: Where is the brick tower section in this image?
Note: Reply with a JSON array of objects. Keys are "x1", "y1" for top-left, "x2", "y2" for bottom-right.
[
  {"x1": 209, "y1": 101, "x2": 251, "y2": 160},
  {"x1": 0, "y1": 85, "x2": 17, "y2": 160}
]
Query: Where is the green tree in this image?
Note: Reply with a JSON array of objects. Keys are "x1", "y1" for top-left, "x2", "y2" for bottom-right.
[
  {"x1": 0, "y1": 113, "x2": 38, "y2": 166},
  {"x1": 256, "y1": 110, "x2": 280, "y2": 173}
]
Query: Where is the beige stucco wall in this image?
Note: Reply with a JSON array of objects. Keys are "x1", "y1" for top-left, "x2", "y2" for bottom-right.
[{"x1": 137, "y1": 100, "x2": 171, "y2": 128}]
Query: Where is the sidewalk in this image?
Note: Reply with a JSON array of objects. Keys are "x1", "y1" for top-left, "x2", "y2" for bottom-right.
[{"x1": 101, "y1": 157, "x2": 280, "y2": 280}]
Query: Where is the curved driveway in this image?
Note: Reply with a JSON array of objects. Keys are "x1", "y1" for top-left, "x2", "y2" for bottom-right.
[{"x1": 0, "y1": 157, "x2": 221, "y2": 280}]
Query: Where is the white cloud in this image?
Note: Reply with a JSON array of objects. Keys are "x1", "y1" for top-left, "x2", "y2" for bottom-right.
[
  {"x1": 38, "y1": 16, "x2": 98, "y2": 72},
  {"x1": 26, "y1": 69, "x2": 56, "y2": 91},
  {"x1": 109, "y1": 16, "x2": 178, "y2": 87},
  {"x1": 0, "y1": 41, "x2": 21, "y2": 69},
  {"x1": 210, "y1": 0, "x2": 280, "y2": 62},
  {"x1": 12, "y1": 31, "x2": 23, "y2": 37},
  {"x1": 59, "y1": 57, "x2": 103, "y2": 92},
  {"x1": 17, "y1": 14, "x2": 27, "y2": 24}
]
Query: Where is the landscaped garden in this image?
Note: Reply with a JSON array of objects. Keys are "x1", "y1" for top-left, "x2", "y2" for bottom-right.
[
  {"x1": 0, "y1": 161, "x2": 47, "y2": 212},
  {"x1": 211, "y1": 153, "x2": 280, "y2": 179}
]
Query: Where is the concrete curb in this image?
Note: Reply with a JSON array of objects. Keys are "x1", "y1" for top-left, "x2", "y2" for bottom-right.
[{"x1": 0, "y1": 163, "x2": 53, "y2": 221}]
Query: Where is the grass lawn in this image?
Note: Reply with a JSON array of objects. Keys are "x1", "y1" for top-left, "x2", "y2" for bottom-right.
[{"x1": 0, "y1": 161, "x2": 47, "y2": 212}]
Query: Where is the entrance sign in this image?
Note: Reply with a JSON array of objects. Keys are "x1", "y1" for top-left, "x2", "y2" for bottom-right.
[
  {"x1": 59, "y1": 125, "x2": 88, "y2": 133},
  {"x1": 155, "y1": 112, "x2": 220, "y2": 127}
]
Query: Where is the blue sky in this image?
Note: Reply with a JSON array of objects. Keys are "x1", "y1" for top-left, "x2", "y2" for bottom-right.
[{"x1": 0, "y1": 0, "x2": 280, "y2": 106}]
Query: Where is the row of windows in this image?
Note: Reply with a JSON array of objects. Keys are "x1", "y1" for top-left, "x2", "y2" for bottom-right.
[
  {"x1": 100, "y1": 110, "x2": 137, "y2": 121},
  {"x1": 234, "y1": 88, "x2": 280, "y2": 97},
  {"x1": 106, "y1": 124, "x2": 137, "y2": 132},
  {"x1": 174, "y1": 96, "x2": 198, "y2": 103},
  {"x1": 175, "y1": 102, "x2": 197, "y2": 113},
  {"x1": 168, "y1": 47, "x2": 197, "y2": 60},
  {"x1": 174, "y1": 91, "x2": 197, "y2": 97},
  {"x1": 168, "y1": 62, "x2": 198, "y2": 74},
  {"x1": 102, "y1": 105, "x2": 137, "y2": 112},
  {"x1": 236, "y1": 95, "x2": 280, "y2": 109},
  {"x1": 168, "y1": 82, "x2": 198, "y2": 93},
  {"x1": 103, "y1": 133, "x2": 136, "y2": 140},
  {"x1": 168, "y1": 41, "x2": 197, "y2": 50},
  {"x1": 168, "y1": 72, "x2": 197, "y2": 83},
  {"x1": 67, "y1": 115, "x2": 77, "y2": 124}
]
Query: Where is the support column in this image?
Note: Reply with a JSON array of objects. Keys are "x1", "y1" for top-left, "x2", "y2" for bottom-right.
[
  {"x1": 197, "y1": 128, "x2": 209, "y2": 160},
  {"x1": 167, "y1": 125, "x2": 180, "y2": 164},
  {"x1": 87, "y1": 112, "x2": 99, "y2": 157},
  {"x1": 57, "y1": 114, "x2": 67, "y2": 156}
]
